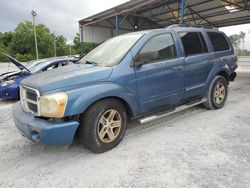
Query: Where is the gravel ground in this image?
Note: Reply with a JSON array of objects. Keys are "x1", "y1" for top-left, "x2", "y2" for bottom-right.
[{"x1": 0, "y1": 67, "x2": 250, "y2": 188}]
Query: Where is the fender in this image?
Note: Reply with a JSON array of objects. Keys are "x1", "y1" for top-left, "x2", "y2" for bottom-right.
[
  {"x1": 204, "y1": 63, "x2": 230, "y2": 93},
  {"x1": 64, "y1": 82, "x2": 139, "y2": 117}
]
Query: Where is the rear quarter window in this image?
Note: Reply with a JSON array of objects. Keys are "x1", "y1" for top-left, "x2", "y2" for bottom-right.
[{"x1": 207, "y1": 32, "x2": 230, "y2": 52}]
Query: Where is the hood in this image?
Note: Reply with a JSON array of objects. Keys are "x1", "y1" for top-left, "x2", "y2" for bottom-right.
[
  {"x1": 21, "y1": 64, "x2": 113, "y2": 93},
  {"x1": 0, "y1": 71, "x2": 20, "y2": 83},
  {"x1": 3, "y1": 53, "x2": 30, "y2": 72}
]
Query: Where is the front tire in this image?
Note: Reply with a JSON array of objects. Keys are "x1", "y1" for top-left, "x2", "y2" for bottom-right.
[
  {"x1": 203, "y1": 76, "x2": 228, "y2": 110},
  {"x1": 78, "y1": 99, "x2": 127, "y2": 153}
]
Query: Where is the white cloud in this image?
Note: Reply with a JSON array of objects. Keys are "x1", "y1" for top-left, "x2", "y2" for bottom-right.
[{"x1": 0, "y1": 0, "x2": 128, "y2": 41}]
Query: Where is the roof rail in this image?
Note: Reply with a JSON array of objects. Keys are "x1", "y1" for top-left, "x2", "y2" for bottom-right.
[
  {"x1": 167, "y1": 24, "x2": 218, "y2": 30},
  {"x1": 168, "y1": 24, "x2": 189, "y2": 28}
]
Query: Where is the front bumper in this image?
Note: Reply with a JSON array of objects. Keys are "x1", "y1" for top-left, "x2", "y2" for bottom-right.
[{"x1": 12, "y1": 102, "x2": 79, "y2": 145}]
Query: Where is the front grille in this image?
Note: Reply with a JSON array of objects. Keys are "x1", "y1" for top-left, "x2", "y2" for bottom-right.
[{"x1": 20, "y1": 85, "x2": 40, "y2": 116}]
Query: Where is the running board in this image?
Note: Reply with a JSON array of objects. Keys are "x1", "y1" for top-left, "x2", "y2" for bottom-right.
[{"x1": 139, "y1": 98, "x2": 207, "y2": 124}]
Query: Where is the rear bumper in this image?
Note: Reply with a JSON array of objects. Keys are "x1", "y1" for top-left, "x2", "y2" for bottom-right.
[{"x1": 12, "y1": 102, "x2": 79, "y2": 145}]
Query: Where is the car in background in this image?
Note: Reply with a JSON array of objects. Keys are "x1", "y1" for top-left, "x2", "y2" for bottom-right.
[{"x1": 0, "y1": 54, "x2": 79, "y2": 100}]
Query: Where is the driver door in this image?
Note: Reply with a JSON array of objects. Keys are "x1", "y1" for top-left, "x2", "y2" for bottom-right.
[{"x1": 134, "y1": 33, "x2": 184, "y2": 113}]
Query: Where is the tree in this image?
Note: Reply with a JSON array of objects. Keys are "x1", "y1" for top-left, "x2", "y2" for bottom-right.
[
  {"x1": 239, "y1": 31, "x2": 246, "y2": 50},
  {"x1": 9, "y1": 21, "x2": 55, "y2": 61},
  {"x1": 0, "y1": 31, "x2": 14, "y2": 61},
  {"x1": 55, "y1": 35, "x2": 68, "y2": 56},
  {"x1": 0, "y1": 21, "x2": 90, "y2": 62},
  {"x1": 228, "y1": 34, "x2": 241, "y2": 51},
  {"x1": 73, "y1": 33, "x2": 81, "y2": 54},
  {"x1": 72, "y1": 33, "x2": 95, "y2": 55}
]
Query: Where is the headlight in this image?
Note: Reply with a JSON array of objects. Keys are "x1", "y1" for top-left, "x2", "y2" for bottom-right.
[
  {"x1": 39, "y1": 92, "x2": 68, "y2": 118},
  {"x1": 2, "y1": 80, "x2": 15, "y2": 87}
]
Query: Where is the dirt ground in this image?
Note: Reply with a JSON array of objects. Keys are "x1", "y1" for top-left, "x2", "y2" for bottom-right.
[{"x1": 0, "y1": 67, "x2": 250, "y2": 188}]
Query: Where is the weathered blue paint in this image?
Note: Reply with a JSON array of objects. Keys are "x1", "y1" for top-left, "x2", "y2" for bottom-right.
[{"x1": 13, "y1": 25, "x2": 238, "y2": 145}]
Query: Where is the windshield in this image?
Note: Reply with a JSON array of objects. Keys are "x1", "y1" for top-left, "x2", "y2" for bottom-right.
[
  {"x1": 25, "y1": 59, "x2": 49, "y2": 73},
  {"x1": 79, "y1": 33, "x2": 143, "y2": 67}
]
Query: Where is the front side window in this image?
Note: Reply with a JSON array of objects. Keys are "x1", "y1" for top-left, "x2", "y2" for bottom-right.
[
  {"x1": 207, "y1": 32, "x2": 230, "y2": 52},
  {"x1": 179, "y1": 32, "x2": 208, "y2": 56},
  {"x1": 136, "y1": 33, "x2": 177, "y2": 64}
]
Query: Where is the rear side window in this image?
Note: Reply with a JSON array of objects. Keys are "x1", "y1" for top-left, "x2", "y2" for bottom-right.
[
  {"x1": 179, "y1": 32, "x2": 208, "y2": 56},
  {"x1": 207, "y1": 32, "x2": 230, "y2": 52},
  {"x1": 137, "y1": 33, "x2": 177, "y2": 64}
]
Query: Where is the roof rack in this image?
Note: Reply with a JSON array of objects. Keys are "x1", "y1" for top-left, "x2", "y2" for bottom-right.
[
  {"x1": 168, "y1": 24, "x2": 189, "y2": 28},
  {"x1": 168, "y1": 24, "x2": 218, "y2": 30}
]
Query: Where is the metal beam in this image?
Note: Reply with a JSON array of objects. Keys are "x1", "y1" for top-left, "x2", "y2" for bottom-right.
[
  {"x1": 180, "y1": 0, "x2": 185, "y2": 24},
  {"x1": 115, "y1": 15, "x2": 119, "y2": 35},
  {"x1": 79, "y1": 0, "x2": 161, "y2": 27},
  {"x1": 80, "y1": 26, "x2": 84, "y2": 56},
  {"x1": 141, "y1": 0, "x2": 211, "y2": 19},
  {"x1": 166, "y1": 4, "x2": 178, "y2": 23},
  {"x1": 158, "y1": 3, "x2": 248, "y2": 25},
  {"x1": 186, "y1": 7, "x2": 212, "y2": 25}
]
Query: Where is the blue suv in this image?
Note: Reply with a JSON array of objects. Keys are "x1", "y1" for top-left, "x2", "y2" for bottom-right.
[{"x1": 12, "y1": 25, "x2": 237, "y2": 153}]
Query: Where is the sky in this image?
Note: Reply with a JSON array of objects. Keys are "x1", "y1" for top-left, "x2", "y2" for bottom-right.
[{"x1": 0, "y1": 0, "x2": 249, "y2": 49}]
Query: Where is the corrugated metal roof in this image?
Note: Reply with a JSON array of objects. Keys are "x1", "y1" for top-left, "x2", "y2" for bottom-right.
[
  {"x1": 78, "y1": 0, "x2": 250, "y2": 43},
  {"x1": 79, "y1": 0, "x2": 250, "y2": 28}
]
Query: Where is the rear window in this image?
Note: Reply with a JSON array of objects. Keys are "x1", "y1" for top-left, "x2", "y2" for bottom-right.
[
  {"x1": 179, "y1": 32, "x2": 208, "y2": 56},
  {"x1": 207, "y1": 32, "x2": 230, "y2": 52}
]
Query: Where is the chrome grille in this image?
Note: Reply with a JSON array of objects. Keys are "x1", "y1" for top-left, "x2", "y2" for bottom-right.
[{"x1": 20, "y1": 85, "x2": 40, "y2": 116}]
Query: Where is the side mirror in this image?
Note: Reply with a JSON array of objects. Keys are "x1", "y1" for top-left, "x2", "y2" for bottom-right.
[
  {"x1": 134, "y1": 51, "x2": 158, "y2": 68},
  {"x1": 134, "y1": 61, "x2": 144, "y2": 68}
]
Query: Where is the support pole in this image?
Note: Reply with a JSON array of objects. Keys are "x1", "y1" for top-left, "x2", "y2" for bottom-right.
[
  {"x1": 80, "y1": 26, "x2": 84, "y2": 56},
  {"x1": 115, "y1": 15, "x2": 119, "y2": 36},
  {"x1": 31, "y1": 10, "x2": 39, "y2": 59},
  {"x1": 53, "y1": 32, "x2": 56, "y2": 57},
  {"x1": 180, "y1": 0, "x2": 185, "y2": 24}
]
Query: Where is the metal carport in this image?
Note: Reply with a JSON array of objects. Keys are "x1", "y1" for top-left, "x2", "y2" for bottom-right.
[{"x1": 78, "y1": 0, "x2": 250, "y2": 53}]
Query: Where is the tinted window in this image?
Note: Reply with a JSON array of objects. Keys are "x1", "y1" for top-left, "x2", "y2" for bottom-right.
[
  {"x1": 179, "y1": 32, "x2": 208, "y2": 56},
  {"x1": 137, "y1": 33, "x2": 177, "y2": 64},
  {"x1": 199, "y1": 33, "x2": 208, "y2": 53},
  {"x1": 207, "y1": 32, "x2": 230, "y2": 52}
]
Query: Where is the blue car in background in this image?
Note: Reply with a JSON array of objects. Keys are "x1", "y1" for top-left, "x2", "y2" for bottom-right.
[{"x1": 0, "y1": 54, "x2": 79, "y2": 100}]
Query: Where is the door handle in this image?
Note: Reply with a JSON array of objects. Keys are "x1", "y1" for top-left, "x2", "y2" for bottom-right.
[
  {"x1": 208, "y1": 60, "x2": 214, "y2": 64},
  {"x1": 172, "y1": 65, "x2": 183, "y2": 70}
]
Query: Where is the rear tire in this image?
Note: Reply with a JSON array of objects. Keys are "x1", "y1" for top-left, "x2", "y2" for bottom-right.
[
  {"x1": 78, "y1": 99, "x2": 127, "y2": 153},
  {"x1": 203, "y1": 76, "x2": 228, "y2": 110}
]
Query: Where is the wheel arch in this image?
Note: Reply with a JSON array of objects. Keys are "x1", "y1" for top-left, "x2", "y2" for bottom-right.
[
  {"x1": 84, "y1": 96, "x2": 135, "y2": 119},
  {"x1": 64, "y1": 83, "x2": 139, "y2": 118},
  {"x1": 216, "y1": 70, "x2": 229, "y2": 83}
]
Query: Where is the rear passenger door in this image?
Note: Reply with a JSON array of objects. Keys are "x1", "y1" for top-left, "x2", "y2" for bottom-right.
[
  {"x1": 134, "y1": 33, "x2": 184, "y2": 113},
  {"x1": 179, "y1": 32, "x2": 212, "y2": 99}
]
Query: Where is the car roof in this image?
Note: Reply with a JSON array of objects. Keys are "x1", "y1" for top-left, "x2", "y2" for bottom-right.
[
  {"x1": 26, "y1": 56, "x2": 79, "y2": 72},
  {"x1": 120, "y1": 24, "x2": 222, "y2": 37},
  {"x1": 28, "y1": 56, "x2": 78, "y2": 64}
]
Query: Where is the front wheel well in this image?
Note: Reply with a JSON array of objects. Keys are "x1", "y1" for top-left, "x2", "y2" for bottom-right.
[{"x1": 85, "y1": 96, "x2": 134, "y2": 119}]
